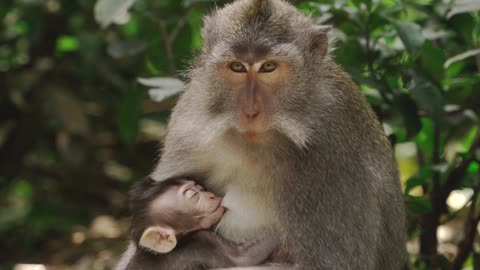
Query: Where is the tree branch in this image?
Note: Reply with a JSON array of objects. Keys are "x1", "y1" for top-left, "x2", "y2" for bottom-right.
[
  {"x1": 169, "y1": 6, "x2": 194, "y2": 44},
  {"x1": 146, "y1": 1, "x2": 195, "y2": 77},
  {"x1": 420, "y1": 123, "x2": 442, "y2": 267},
  {"x1": 362, "y1": 11, "x2": 393, "y2": 106},
  {"x1": 451, "y1": 187, "x2": 480, "y2": 270},
  {"x1": 419, "y1": 128, "x2": 480, "y2": 267},
  {"x1": 440, "y1": 132, "x2": 480, "y2": 209}
]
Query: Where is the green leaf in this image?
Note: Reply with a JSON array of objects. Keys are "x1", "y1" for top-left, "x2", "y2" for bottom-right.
[
  {"x1": 144, "y1": 111, "x2": 171, "y2": 123},
  {"x1": 460, "y1": 126, "x2": 479, "y2": 151},
  {"x1": 420, "y1": 41, "x2": 445, "y2": 82},
  {"x1": 447, "y1": 0, "x2": 480, "y2": 18},
  {"x1": 56, "y1": 36, "x2": 79, "y2": 52},
  {"x1": 10, "y1": 179, "x2": 33, "y2": 199},
  {"x1": 121, "y1": 17, "x2": 141, "y2": 38},
  {"x1": 13, "y1": 20, "x2": 29, "y2": 36},
  {"x1": 142, "y1": 12, "x2": 193, "y2": 75},
  {"x1": 335, "y1": 40, "x2": 366, "y2": 67},
  {"x1": 146, "y1": 57, "x2": 161, "y2": 75},
  {"x1": 405, "y1": 195, "x2": 432, "y2": 214},
  {"x1": 467, "y1": 161, "x2": 479, "y2": 175},
  {"x1": 415, "y1": 117, "x2": 434, "y2": 161},
  {"x1": 117, "y1": 85, "x2": 144, "y2": 143},
  {"x1": 188, "y1": 9, "x2": 204, "y2": 49},
  {"x1": 449, "y1": 13, "x2": 476, "y2": 45},
  {"x1": 107, "y1": 39, "x2": 146, "y2": 59},
  {"x1": 405, "y1": 167, "x2": 433, "y2": 194},
  {"x1": 405, "y1": 176, "x2": 425, "y2": 195},
  {"x1": 394, "y1": 94, "x2": 422, "y2": 139},
  {"x1": 138, "y1": 77, "x2": 184, "y2": 102},
  {"x1": 392, "y1": 21, "x2": 425, "y2": 55},
  {"x1": 464, "y1": 110, "x2": 479, "y2": 124},
  {"x1": 94, "y1": 0, "x2": 136, "y2": 28},
  {"x1": 410, "y1": 76, "x2": 444, "y2": 122},
  {"x1": 172, "y1": 22, "x2": 193, "y2": 71},
  {"x1": 438, "y1": 255, "x2": 453, "y2": 270},
  {"x1": 444, "y1": 48, "x2": 480, "y2": 69},
  {"x1": 182, "y1": 0, "x2": 216, "y2": 7},
  {"x1": 445, "y1": 61, "x2": 466, "y2": 79}
]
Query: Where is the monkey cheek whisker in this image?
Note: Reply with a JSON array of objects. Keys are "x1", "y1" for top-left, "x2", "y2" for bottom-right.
[
  {"x1": 198, "y1": 115, "x2": 233, "y2": 146},
  {"x1": 271, "y1": 114, "x2": 312, "y2": 149}
]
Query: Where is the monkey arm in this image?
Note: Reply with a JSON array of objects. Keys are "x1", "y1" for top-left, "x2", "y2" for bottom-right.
[
  {"x1": 122, "y1": 231, "x2": 280, "y2": 270},
  {"x1": 185, "y1": 230, "x2": 278, "y2": 267},
  {"x1": 216, "y1": 234, "x2": 279, "y2": 266},
  {"x1": 113, "y1": 242, "x2": 136, "y2": 270},
  {"x1": 274, "y1": 159, "x2": 384, "y2": 270},
  {"x1": 211, "y1": 265, "x2": 292, "y2": 270}
]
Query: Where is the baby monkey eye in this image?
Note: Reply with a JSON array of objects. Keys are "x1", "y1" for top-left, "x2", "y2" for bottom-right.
[
  {"x1": 185, "y1": 189, "x2": 198, "y2": 199},
  {"x1": 229, "y1": 61, "x2": 247, "y2": 73},
  {"x1": 259, "y1": 61, "x2": 277, "y2": 73}
]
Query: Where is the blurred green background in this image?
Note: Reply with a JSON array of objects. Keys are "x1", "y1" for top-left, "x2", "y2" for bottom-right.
[{"x1": 0, "y1": 0, "x2": 479, "y2": 269}]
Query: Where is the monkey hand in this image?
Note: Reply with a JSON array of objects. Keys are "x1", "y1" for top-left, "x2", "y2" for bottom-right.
[{"x1": 229, "y1": 237, "x2": 279, "y2": 267}]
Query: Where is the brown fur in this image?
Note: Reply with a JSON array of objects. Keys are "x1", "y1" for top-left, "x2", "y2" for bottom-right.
[{"x1": 116, "y1": 1, "x2": 407, "y2": 269}]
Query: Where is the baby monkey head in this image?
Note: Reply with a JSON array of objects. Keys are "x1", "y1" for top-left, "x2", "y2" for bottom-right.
[{"x1": 130, "y1": 178, "x2": 224, "y2": 254}]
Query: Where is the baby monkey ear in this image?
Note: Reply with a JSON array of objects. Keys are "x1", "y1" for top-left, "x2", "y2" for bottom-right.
[{"x1": 139, "y1": 226, "x2": 177, "y2": 254}]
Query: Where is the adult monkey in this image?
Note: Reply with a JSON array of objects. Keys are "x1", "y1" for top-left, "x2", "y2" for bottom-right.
[{"x1": 116, "y1": 0, "x2": 407, "y2": 269}]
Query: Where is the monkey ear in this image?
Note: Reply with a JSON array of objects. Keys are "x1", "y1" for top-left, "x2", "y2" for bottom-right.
[
  {"x1": 139, "y1": 226, "x2": 177, "y2": 254},
  {"x1": 310, "y1": 25, "x2": 332, "y2": 57}
]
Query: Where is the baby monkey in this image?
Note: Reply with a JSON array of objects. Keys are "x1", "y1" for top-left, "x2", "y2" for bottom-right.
[{"x1": 126, "y1": 178, "x2": 277, "y2": 270}]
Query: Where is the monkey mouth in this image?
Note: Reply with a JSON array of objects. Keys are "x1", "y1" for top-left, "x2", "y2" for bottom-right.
[
  {"x1": 210, "y1": 198, "x2": 224, "y2": 214},
  {"x1": 209, "y1": 205, "x2": 225, "y2": 222},
  {"x1": 240, "y1": 131, "x2": 271, "y2": 143},
  {"x1": 242, "y1": 131, "x2": 258, "y2": 141},
  {"x1": 212, "y1": 204, "x2": 224, "y2": 213}
]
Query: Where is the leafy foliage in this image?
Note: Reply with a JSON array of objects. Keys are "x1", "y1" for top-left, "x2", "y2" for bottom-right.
[{"x1": 0, "y1": 0, "x2": 479, "y2": 269}]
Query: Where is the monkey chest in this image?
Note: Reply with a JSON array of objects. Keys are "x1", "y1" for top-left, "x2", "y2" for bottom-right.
[{"x1": 204, "y1": 146, "x2": 277, "y2": 242}]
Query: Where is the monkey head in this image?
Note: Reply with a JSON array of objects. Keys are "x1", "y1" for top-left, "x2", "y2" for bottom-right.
[
  {"x1": 190, "y1": 0, "x2": 332, "y2": 147},
  {"x1": 130, "y1": 179, "x2": 224, "y2": 254}
]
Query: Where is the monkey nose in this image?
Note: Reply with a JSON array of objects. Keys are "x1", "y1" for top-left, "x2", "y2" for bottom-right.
[
  {"x1": 244, "y1": 104, "x2": 260, "y2": 118},
  {"x1": 245, "y1": 109, "x2": 260, "y2": 118}
]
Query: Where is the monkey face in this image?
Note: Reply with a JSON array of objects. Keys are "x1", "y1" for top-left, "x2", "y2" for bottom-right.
[
  {"x1": 215, "y1": 50, "x2": 294, "y2": 143},
  {"x1": 149, "y1": 180, "x2": 225, "y2": 232},
  {"x1": 196, "y1": 0, "x2": 331, "y2": 147},
  {"x1": 177, "y1": 180, "x2": 225, "y2": 229}
]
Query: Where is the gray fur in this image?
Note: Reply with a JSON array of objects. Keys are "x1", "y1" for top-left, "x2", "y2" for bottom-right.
[{"x1": 117, "y1": 0, "x2": 407, "y2": 269}]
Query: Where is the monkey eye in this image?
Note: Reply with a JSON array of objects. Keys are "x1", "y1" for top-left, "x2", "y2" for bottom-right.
[
  {"x1": 259, "y1": 61, "x2": 277, "y2": 73},
  {"x1": 185, "y1": 189, "x2": 198, "y2": 199},
  {"x1": 229, "y1": 61, "x2": 247, "y2": 73}
]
